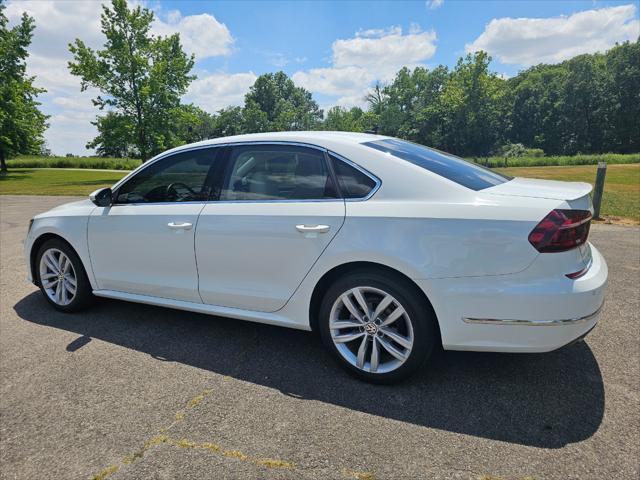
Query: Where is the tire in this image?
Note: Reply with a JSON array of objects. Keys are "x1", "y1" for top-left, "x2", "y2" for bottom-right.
[
  {"x1": 36, "y1": 238, "x2": 94, "y2": 312},
  {"x1": 318, "y1": 269, "x2": 436, "y2": 384}
]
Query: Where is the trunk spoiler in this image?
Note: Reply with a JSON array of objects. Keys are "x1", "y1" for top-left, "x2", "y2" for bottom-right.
[{"x1": 485, "y1": 177, "x2": 592, "y2": 201}]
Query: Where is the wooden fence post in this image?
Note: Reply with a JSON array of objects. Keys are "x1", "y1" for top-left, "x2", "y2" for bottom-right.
[{"x1": 593, "y1": 162, "x2": 607, "y2": 220}]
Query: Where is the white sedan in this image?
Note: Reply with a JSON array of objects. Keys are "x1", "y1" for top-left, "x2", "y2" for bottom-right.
[{"x1": 24, "y1": 132, "x2": 608, "y2": 383}]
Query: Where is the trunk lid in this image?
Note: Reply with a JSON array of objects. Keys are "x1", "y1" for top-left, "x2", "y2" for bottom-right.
[{"x1": 485, "y1": 177, "x2": 592, "y2": 201}]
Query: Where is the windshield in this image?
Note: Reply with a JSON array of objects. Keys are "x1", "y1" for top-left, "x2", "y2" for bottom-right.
[{"x1": 363, "y1": 138, "x2": 511, "y2": 191}]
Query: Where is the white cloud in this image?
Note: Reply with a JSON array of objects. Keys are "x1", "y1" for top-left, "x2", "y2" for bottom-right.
[
  {"x1": 335, "y1": 93, "x2": 371, "y2": 109},
  {"x1": 293, "y1": 66, "x2": 375, "y2": 98},
  {"x1": 293, "y1": 26, "x2": 437, "y2": 107},
  {"x1": 333, "y1": 27, "x2": 436, "y2": 74},
  {"x1": 184, "y1": 72, "x2": 257, "y2": 112},
  {"x1": 5, "y1": 0, "x2": 234, "y2": 155},
  {"x1": 264, "y1": 52, "x2": 288, "y2": 68},
  {"x1": 356, "y1": 26, "x2": 402, "y2": 38},
  {"x1": 152, "y1": 11, "x2": 234, "y2": 59},
  {"x1": 466, "y1": 4, "x2": 640, "y2": 66},
  {"x1": 427, "y1": 0, "x2": 444, "y2": 10}
]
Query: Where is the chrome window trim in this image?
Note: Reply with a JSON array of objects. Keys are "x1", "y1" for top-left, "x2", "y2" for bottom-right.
[
  {"x1": 222, "y1": 140, "x2": 327, "y2": 151},
  {"x1": 462, "y1": 301, "x2": 604, "y2": 326},
  {"x1": 111, "y1": 198, "x2": 344, "y2": 207},
  {"x1": 110, "y1": 140, "x2": 381, "y2": 205},
  {"x1": 206, "y1": 198, "x2": 343, "y2": 204}
]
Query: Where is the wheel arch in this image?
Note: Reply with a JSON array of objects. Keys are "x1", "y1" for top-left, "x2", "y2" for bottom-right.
[
  {"x1": 30, "y1": 233, "x2": 82, "y2": 287},
  {"x1": 308, "y1": 261, "x2": 442, "y2": 345}
]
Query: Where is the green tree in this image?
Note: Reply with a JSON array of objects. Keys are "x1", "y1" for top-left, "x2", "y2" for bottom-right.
[
  {"x1": 172, "y1": 105, "x2": 246, "y2": 141},
  {"x1": 508, "y1": 64, "x2": 566, "y2": 154},
  {"x1": 605, "y1": 40, "x2": 640, "y2": 153},
  {"x1": 377, "y1": 65, "x2": 449, "y2": 146},
  {"x1": 212, "y1": 106, "x2": 245, "y2": 137},
  {"x1": 242, "y1": 72, "x2": 322, "y2": 132},
  {"x1": 365, "y1": 82, "x2": 385, "y2": 115},
  {"x1": 560, "y1": 53, "x2": 609, "y2": 154},
  {"x1": 86, "y1": 112, "x2": 136, "y2": 157},
  {"x1": 172, "y1": 104, "x2": 217, "y2": 144},
  {"x1": 508, "y1": 40, "x2": 639, "y2": 155},
  {"x1": 0, "y1": 1, "x2": 48, "y2": 171},
  {"x1": 439, "y1": 52, "x2": 509, "y2": 156},
  {"x1": 321, "y1": 106, "x2": 379, "y2": 132},
  {"x1": 68, "y1": 0, "x2": 195, "y2": 160},
  {"x1": 374, "y1": 55, "x2": 508, "y2": 156}
]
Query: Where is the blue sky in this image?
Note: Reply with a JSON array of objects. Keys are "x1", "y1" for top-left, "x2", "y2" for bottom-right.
[
  {"x1": 173, "y1": 0, "x2": 632, "y2": 76},
  {"x1": 5, "y1": 0, "x2": 639, "y2": 155}
]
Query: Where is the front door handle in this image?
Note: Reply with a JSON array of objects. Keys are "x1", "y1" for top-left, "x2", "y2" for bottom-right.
[
  {"x1": 296, "y1": 224, "x2": 330, "y2": 234},
  {"x1": 168, "y1": 222, "x2": 193, "y2": 230}
]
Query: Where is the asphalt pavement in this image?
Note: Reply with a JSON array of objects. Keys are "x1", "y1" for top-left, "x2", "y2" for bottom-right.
[{"x1": 1, "y1": 195, "x2": 638, "y2": 479}]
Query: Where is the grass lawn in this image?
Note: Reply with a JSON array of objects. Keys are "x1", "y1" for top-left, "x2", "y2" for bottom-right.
[
  {"x1": 1, "y1": 164, "x2": 638, "y2": 223},
  {"x1": 6, "y1": 155, "x2": 140, "y2": 170},
  {"x1": 497, "y1": 163, "x2": 639, "y2": 223},
  {"x1": 0, "y1": 168, "x2": 127, "y2": 196},
  {"x1": 7, "y1": 152, "x2": 640, "y2": 169}
]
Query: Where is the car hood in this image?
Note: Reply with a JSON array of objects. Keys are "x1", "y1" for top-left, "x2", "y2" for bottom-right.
[
  {"x1": 35, "y1": 199, "x2": 95, "y2": 218},
  {"x1": 485, "y1": 177, "x2": 592, "y2": 201}
]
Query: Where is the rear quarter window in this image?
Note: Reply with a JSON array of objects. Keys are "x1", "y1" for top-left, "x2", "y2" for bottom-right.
[
  {"x1": 330, "y1": 154, "x2": 378, "y2": 199},
  {"x1": 363, "y1": 138, "x2": 510, "y2": 191}
]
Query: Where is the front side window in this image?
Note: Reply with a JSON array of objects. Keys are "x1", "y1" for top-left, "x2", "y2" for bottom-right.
[
  {"x1": 221, "y1": 144, "x2": 337, "y2": 201},
  {"x1": 115, "y1": 148, "x2": 217, "y2": 203},
  {"x1": 363, "y1": 138, "x2": 511, "y2": 191}
]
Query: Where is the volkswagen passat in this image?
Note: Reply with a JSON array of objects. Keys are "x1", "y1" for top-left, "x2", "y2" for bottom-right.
[{"x1": 25, "y1": 132, "x2": 608, "y2": 383}]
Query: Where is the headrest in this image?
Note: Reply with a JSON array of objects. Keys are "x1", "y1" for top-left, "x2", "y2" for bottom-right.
[{"x1": 267, "y1": 156, "x2": 294, "y2": 174}]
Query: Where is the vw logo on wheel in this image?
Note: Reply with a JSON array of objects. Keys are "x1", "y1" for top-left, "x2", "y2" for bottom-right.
[{"x1": 364, "y1": 322, "x2": 378, "y2": 335}]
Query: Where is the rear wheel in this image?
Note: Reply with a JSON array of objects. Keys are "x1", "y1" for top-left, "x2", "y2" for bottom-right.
[
  {"x1": 318, "y1": 270, "x2": 436, "y2": 383},
  {"x1": 36, "y1": 238, "x2": 94, "y2": 312}
]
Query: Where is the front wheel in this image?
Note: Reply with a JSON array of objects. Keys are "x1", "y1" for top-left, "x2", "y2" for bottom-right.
[
  {"x1": 36, "y1": 238, "x2": 94, "y2": 312},
  {"x1": 318, "y1": 270, "x2": 436, "y2": 384}
]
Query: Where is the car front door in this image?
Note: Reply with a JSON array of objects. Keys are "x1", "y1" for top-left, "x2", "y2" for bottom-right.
[
  {"x1": 88, "y1": 147, "x2": 221, "y2": 302},
  {"x1": 195, "y1": 143, "x2": 345, "y2": 312}
]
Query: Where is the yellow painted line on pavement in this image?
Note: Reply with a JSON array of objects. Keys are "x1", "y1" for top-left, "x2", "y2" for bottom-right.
[{"x1": 90, "y1": 383, "x2": 375, "y2": 480}]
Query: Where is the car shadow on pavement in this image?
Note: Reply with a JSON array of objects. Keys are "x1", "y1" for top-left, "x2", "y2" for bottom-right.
[{"x1": 15, "y1": 292, "x2": 605, "y2": 449}]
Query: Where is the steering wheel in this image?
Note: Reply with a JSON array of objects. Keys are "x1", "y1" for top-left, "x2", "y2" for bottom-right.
[{"x1": 167, "y1": 182, "x2": 197, "y2": 201}]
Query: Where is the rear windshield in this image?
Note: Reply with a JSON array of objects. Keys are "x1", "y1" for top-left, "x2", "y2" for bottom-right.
[{"x1": 363, "y1": 138, "x2": 511, "y2": 191}]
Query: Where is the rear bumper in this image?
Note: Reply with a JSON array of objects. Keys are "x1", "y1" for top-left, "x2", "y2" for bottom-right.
[{"x1": 418, "y1": 243, "x2": 608, "y2": 353}]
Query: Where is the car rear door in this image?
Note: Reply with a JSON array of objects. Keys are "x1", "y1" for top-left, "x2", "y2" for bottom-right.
[
  {"x1": 195, "y1": 143, "x2": 345, "y2": 312},
  {"x1": 88, "y1": 147, "x2": 221, "y2": 302}
]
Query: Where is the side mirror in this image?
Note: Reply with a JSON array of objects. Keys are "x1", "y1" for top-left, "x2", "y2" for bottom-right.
[{"x1": 89, "y1": 187, "x2": 112, "y2": 207}]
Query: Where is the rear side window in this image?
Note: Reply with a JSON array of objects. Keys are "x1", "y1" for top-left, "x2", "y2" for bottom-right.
[
  {"x1": 363, "y1": 138, "x2": 510, "y2": 191},
  {"x1": 330, "y1": 154, "x2": 377, "y2": 199},
  {"x1": 221, "y1": 144, "x2": 337, "y2": 201}
]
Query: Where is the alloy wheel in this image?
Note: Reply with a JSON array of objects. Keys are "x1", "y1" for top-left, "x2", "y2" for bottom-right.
[
  {"x1": 329, "y1": 286, "x2": 414, "y2": 374},
  {"x1": 39, "y1": 248, "x2": 77, "y2": 306}
]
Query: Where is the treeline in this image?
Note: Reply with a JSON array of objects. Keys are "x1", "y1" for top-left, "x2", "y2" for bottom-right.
[
  {"x1": 369, "y1": 41, "x2": 640, "y2": 157},
  {"x1": 136, "y1": 40, "x2": 639, "y2": 160},
  {"x1": 2, "y1": 0, "x2": 639, "y2": 167}
]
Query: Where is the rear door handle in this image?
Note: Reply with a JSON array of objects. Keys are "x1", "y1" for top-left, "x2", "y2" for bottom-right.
[
  {"x1": 168, "y1": 222, "x2": 193, "y2": 230},
  {"x1": 296, "y1": 224, "x2": 330, "y2": 234}
]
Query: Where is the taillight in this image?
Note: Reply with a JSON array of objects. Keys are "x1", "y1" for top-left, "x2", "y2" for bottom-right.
[{"x1": 528, "y1": 209, "x2": 592, "y2": 253}]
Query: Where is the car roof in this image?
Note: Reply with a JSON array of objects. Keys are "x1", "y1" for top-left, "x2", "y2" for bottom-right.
[{"x1": 164, "y1": 131, "x2": 391, "y2": 156}]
